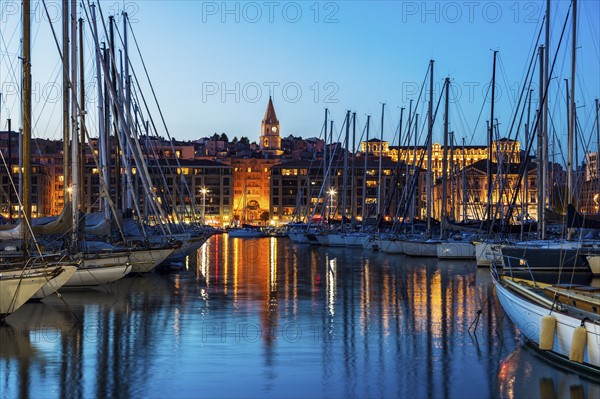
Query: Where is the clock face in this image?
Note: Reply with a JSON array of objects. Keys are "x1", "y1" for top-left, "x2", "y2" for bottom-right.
[{"x1": 271, "y1": 126, "x2": 277, "y2": 133}]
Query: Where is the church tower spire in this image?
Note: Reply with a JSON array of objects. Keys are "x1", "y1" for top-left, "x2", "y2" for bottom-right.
[{"x1": 259, "y1": 96, "x2": 283, "y2": 156}]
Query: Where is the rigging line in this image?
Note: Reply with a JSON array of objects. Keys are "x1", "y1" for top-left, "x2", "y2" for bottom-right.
[
  {"x1": 113, "y1": 20, "x2": 196, "y2": 222},
  {"x1": 90, "y1": 7, "x2": 176, "y2": 233},
  {"x1": 503, "y1": 2, "x2": 572, "y2": 227},
  {"x1": 582, "y1": 2, "x2": 600, "y2": 64},
  {"x1": 41, "y1": 0, "x2": 129, "y2": 241},
  {"x1": 31, "y1": 59, "x2": 62, "y2": 140}
]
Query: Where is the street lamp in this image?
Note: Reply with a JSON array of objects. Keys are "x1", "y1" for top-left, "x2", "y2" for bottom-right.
[
  {"x1": 200, "y1": 187, "x2": 209, "y2": 225},
  {"x1": 328, "y1": 188, "x2": 336, "y2": 221}
]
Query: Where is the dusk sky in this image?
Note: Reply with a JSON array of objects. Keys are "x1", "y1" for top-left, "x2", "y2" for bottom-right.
[{"x1": 1, "y1": 1, "x2": 599, "y2": 154}]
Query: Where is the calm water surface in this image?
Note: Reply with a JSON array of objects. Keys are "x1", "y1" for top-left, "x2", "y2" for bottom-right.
[{"x1": 1, "y1": 235, "x2": 599, "y2": 398}]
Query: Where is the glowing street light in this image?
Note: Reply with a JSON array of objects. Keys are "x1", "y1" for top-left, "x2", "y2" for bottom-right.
[
  {"x1": 328, "y1": 188, "x2": 336, "y2": 220},
  {"x1": 200, "y1": 187, "x2": 209, "y2": 224}
]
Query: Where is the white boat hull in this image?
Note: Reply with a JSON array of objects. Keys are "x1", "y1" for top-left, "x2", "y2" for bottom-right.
[
  {"x1": 31, "y1": 265, "x2": 78, "y2": 299},
  {"x1": 64, "y1": 253, "x2": 132, "y2": 287},
  {"x1": 327, "y1": 233, "x2": 346, "y2": 247},
  {"x1": 344, "y1": 233, "x2": 365, "y2": 247},
  {"x1": 1, "y1": 268, "x2": 58, "y2": 317},
  {"x1": 288, "y1": 231, "x2": 310, "y2": 244},
  {"x1": 313, "y1": 234, "x2": 328, "y2": 246},
  {"x1": 403, "y1": 241, "x2": 439, "y2": 257},
  {"x1": 494, "y1": 277, "x2": 600, "y2": 372},
  {"x1": 437, "y1": 242, "x2": 476, "y2": 259},
  {"x1": 362, "y1": 235, "x2": 380, "y2": 251},
  {"x1": 380, "y1": 239, "x2": 404, "y2": 254},
  {"x1": 227, "y1": 229, "x2": 264, "y2": 238},
  {"x1": 129, "y1": 247, "x2": 175, "y2": 273},
  {"x1": 167, "y1": 235, "x2": 207, "y2": 262}
]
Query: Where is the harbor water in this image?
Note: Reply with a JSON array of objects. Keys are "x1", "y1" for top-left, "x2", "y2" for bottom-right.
[{"x1": 1, "y1": 235, "x2": 599, "y2": 398}]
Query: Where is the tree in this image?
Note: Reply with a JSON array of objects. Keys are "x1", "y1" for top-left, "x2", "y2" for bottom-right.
[
  {"x1": 239, "y1": 136, "x2": 250, "y2": 145},
  {"x1": 220, "y1": 133, "x2": 229, "y2": 142}
]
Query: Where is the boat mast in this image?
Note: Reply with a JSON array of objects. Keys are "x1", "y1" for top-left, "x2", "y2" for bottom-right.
[
  {"x1": 426, "y1": 60, "x2": 433, "y2": 239},
  {"x1": 542, "y1": 0, "x2": 550, "y2": 238},
  {"x1": 123, "y1": 11, "x2": 133, "y2": 211},
  {"x1": 22, "y1": 0, "x2": 32, "y2": 255},
  {"x1": 70, "y1": 0, "x2": 79, "y2": 251},
  {"x1": 567, "y1": 0, "x2": 576, "y2": 239},
  {"x1": 362, "y1": 115, "x2": 370, "y2": 224},
  {"x1": 440, "y1": 77, "x2": 450, "y2": 239},
  {"x1": 321, "y1": 108, "x2": 329, "y2": 223},
  {"x1": 79, "y1": 17, "x2": 86, "y2": 213},
  {"x1": 109, "y1": 16, "x2": 121, "y2": 211},
  {"x1": 342, "y1": 110, "x2": 350, "y2": 225},
  {"x1": 377, "y1": 103, "x2": 385, "y2": 219},
  {"x1": 522, "y1": 88, "x2": 533, "y2": 241},
  {"x1": 91, "y1": 5, "x2": 110, "y2": 220},
  {"x1": 486, "y1": 51, "x2": 497, "y2": 231},
  {"x1": 596, "y1": 98, "x2": 600, "y2": 214},
  {"x1": 413, "y1": 113, "x2": 418, "y2": 233},
  {"x1": 351, "y1": 112, "x2": 356, "y2": 223},
  {"x1": 449, "y1": 131, "x2": 455, "y2": 220},
  {"x1": 62, "y1": 0, "x2": 70, "y2": 205},
  {"x1": 462, "y1": 137, "x2": 466, "y2": 221},
  {"x1": 7, "y1": 117, "x2": 12, "y2": 223},
  {"x1": 396, "y1": 107, "x2": 404, "y2": 218},
  {"x1": 537, "y1": 45, "x2": 545, "y2": 239}
]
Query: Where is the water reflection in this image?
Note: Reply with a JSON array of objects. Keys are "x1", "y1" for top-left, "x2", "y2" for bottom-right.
[
  {"x1": 498, "y1": 346, "x2": 600, "y2": 399},
  {"x1": 2, "y1": 235, "x2": 598, "y2": 398}
]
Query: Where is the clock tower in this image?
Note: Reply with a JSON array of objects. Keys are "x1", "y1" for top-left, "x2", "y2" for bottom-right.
[{"x1": 259, "y1": 96, "x2": 283, "y2": 156}]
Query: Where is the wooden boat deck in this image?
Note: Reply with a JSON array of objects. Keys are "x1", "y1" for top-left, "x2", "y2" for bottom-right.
[{"x1": 542, "y1": 284, "x2": 600, "y2": 314}]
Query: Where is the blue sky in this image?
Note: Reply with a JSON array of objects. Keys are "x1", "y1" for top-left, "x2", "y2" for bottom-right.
[{"x1": 1, "y1": 1, "x2": 599, "y2": 153}]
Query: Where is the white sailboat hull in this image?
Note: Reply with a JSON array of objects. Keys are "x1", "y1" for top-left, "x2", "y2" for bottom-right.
[
  {"x1": 129, "y1": 247, "x2": 175, "y2": 273},
  {"x1": 362, "y1": 235, "x2": 380, "y2": 251},
  {"x1": 437, "y1": 242, "x2": 476, "y2": 259},
  {"x1": 403, "y1": 240, "x2": 439, "y2": 257},
  {"x1": 31, "y1": 265, "x2": 78, "y2": 299},
  {"x1": 380, "y1": 239, "x2": 404, "y2": 254},
  {"x1": 494, "y1": 277, "x2": 600, "y2": 373},
  {"x1": 1, "y1": 267, "x2": 59, "y2": 317},
  {"x1": 64, "y1": 253, "x2": 132, "y2": 287},
  {"x1": 227, "y1": 228, "x2": 265, "y2": 238},
  {"x1": 327, "y1": 233, "x2": 346, "y2": 247},
  {"x1": 166, "y1": 234, "x2": 206, "y2": 262},
  {"x1": 288, "y1": 231, "x2": 310, "y2": 244},
  {"x1": 344, "y1": 233, "x2": 365, "y2": 247}
]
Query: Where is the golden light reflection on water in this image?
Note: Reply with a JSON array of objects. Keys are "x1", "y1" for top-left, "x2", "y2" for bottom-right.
[
  {"x1": 3, "y1": 237, "x2": 600, "y2": 398},
  {"x1": 361, "y1": 260, "x2": 370, "y2": 335},
  {"x1": 269, "y1": 237, "x2": 277, "y2": 292},
  {"x1": 222, "y1": 237, "x2": 229, "y2": 295},
  {"x1": 326, "y1": 256, "x2": 336, "y2": 317}
]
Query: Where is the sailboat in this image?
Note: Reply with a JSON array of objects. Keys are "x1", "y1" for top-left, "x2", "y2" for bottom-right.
[
  {"x1": 493, "y1": 0, "x2": 600, "y2": 377},
  {"x1": 0, "y1": 0, "x2": 80, "y2": 316},
  {"x1": 492, "y1": 262, "x2": 600, "y2": 376}
]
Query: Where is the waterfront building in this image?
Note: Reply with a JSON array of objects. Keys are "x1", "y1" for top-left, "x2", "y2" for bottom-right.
[{"x1": 270, "y1": 157, "x2": 425, "y2": 224}]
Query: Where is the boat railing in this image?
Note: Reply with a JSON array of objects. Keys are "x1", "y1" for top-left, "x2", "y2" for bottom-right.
[{"x1": 501, "y1": 255, "x2": 538, "y2": 286}]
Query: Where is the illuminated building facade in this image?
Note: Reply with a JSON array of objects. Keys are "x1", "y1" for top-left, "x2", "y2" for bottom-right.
[{"x1": 270, "y1": 158, "x2": 424, "y2": 224}]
